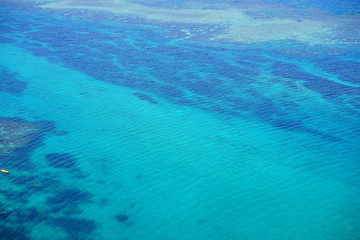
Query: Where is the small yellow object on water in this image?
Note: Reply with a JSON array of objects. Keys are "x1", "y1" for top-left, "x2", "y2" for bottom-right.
[{"x1": 0, "y1": 169, "x2": 9, "y2": 174}]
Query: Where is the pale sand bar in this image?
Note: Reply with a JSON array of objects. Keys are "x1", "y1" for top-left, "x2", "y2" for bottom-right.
[{"x1": 41, "y1": 0, "x2": 359, "y2": 45}]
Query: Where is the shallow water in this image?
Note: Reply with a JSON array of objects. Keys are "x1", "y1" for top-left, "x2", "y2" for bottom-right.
[{"x1": 0, "y1": 1, "x2": 359, "y2": 239}]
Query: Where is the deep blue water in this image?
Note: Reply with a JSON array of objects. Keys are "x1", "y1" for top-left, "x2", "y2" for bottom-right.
[
  {"x1": 1, "y1": 0, "x2": 359, "y2": 239},
  {"x1": 263, "y1": 0, "x2": 360, "y2": 14}
]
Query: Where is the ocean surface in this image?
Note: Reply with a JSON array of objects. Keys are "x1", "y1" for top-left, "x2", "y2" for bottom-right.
[{"x1": 0, "y1": 0, "x2": 359, "y2": 239}]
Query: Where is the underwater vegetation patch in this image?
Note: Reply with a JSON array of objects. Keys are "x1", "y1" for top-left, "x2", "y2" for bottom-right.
[
  {"x1": 45, "y1": 153, "x2": 76, "y2": 168},
  {"x1": 0, "y1": 24, "x2": 15, "y2": 34},
  {"x1": 302, "y1": 77, "x2": 360, "y2": 98},
  {"x1": 53, "y1": 130, "x2": 70, "y2": 136},
  {"x1": 1, "y1": 189, "x2": 30, "y2": 204},
  {"x1": 0, "y1": 36, "x2": 16, "y2": 43},
  {"x1": 133, "y1": 92, "x2": 158, "y2": 104},
  {"x1": 272, "y1": 62, "x2": 360, "y2": 98},
  {"x1": 115, "y1": 214, "x2": 129, "y2": 223},
  {"x1": 0, "y1": 226, "x2": 30, "y2": 240},
  {"x1": 3, "y1": 180, "x2": 48, "y2": 204},
  {"x1": 317, "y1": 59, "x2": 360, "y2": 85},
  {"x1": 46, "y1": 187, "x2": 92, "y2": 213},
  {"x1": 272, "y1": 62, "x2": 316, "y2": 80},
  {"x1": 1, "y1": 2, "x2": 356, "y2": 147},
  {"x1": 0, "y1": 117, "x2": 55, "y2": 170},
  {"x1": 11, "y1": 175, "x2": 37, "y2": 185},
  {"x1": 13, "y1": 207, "x2": 46, "y2": 224},
  {"x1": 10, "y1": 173, "x2": 63, "y2": 195},
  {"x1": 0, "y1": 66, "x2": 27, "y2": 95},
  {"x1": 1, "y1": 170, "x2": 94, "y2": 238},
  {"x1": 48, "y1": 217, "x2": 97, "y2": 239},
  {"x1": 348, "y1": 97, "x2": 360, "y2": 110},
  {"x1": 157, "y1": 85, "x2": 184, "y2": 99},
  {"x1": 27, "y1": 47, "x2": 53, "y2": 57},
  {"x1": 0, "y1": 210, "x2": 11, "y2": 219},
  {"x1": 269, "y1": 118, "x2": 341, "y2": 141},
  {"x1": 248, "y1": 96, "x2": 342, "y2": 141}
]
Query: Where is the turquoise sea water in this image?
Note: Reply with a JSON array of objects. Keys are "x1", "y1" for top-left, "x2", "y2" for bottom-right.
[{"x1": 1, "y1": 1, "x2": 360, "y2": 239}]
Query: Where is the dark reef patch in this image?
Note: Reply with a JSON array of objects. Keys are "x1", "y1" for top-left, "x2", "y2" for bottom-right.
[
  {"x1": 272, "y1": 62, "x2": 313, "y2": 80},
  {"x1": 271, "y1": 77, "x2": 299, "y2": 89},
  {"x1": 250, "y1": 97, "x2": 341, "y2": 141},
  {"x1": 302, "y1": 77, "x2": 360, "y2": 98},
  {"x1": 0, "y1": 226, "x2": 30, "y2": 240},
  {"x1": 0, "y1": 36, "x2": 16, "y2": 43},
  {"x1": 0, "y1": 66, "x2": 27, "y2": 95},
  {"x1": 157, "y1": 85, "x2": 184, "y2": 99},
  {"x1": 0, "y1": 24, "x2": 15, "y2": 34},
  {"x1": 317, "y1": 59, "x2": 360, "y2": 84},
  {"x1": 0, "y1": 210, "x2": 11, "y2": 219},
  {"x1": 197, "y1": 219, "x2": 206, "y2": 224},
  {"x1": 48, "y1": 217, "x2": 96, "y2": 239},
  {"x1": 115, "y1": 214, "x2": 129, "y2": 223},
  {"x1": 27, "y1": 47, "x2": 53, "y2": 57},
  {"x1": 348, "y1": 97, "x2": 360, "y2": 109},
  {"x1": 40, "y1": 175, "x2": 63, "y2": 188},
  {"x1": 10, "y1": 174, "x2": 59, "y2": 193},
  {"x1": 181, "y1": 80, "x2": 232, "y2": 97},
  {"x1": 0, "y1": 117, "x2": 55, "y2": 170},
  {"x1": 267, "y1": 118, "x2": 340, "y2": 141},
  {"x1": 2, "y1": 189, "x2": 30, "y2": 204},
  {"x1": 269, "y1": 119, "x2": 308, "y2": 132},
  {"x1": 11, "y1": 175, "x2": 37, "y2": 185},
  {"x1": 272, "y1": 62, "x2": 360, "y2": 97},
  {"x1": 14, "y1": 207, "x2": 45, "y2": 224},
  {"x1": 46, "y1": 188, "x2": 92, "y2": 212},
  {"x1": 45, "y1": 153, "x2": 76, "y2": 168},
  {"x1": 53, "y1": 130, "x2": 70, "y2": 136},
  {"x1": 133, "y1": 92, "x2": 158, "y2": 104}
]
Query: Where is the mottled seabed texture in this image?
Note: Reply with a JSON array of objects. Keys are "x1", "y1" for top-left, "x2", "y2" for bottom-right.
[{"x1": 0, "y1": 0, "x2": 359, "y2": 239}]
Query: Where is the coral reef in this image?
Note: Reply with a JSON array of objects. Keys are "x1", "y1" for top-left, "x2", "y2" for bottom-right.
[{"x1": 0, "y1": 117, "x2": 54, "y2": 169}]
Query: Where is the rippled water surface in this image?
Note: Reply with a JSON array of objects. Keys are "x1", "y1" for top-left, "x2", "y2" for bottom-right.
[{"x1": 0, "y1": 0, "x2": 359, "y2": 239}]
